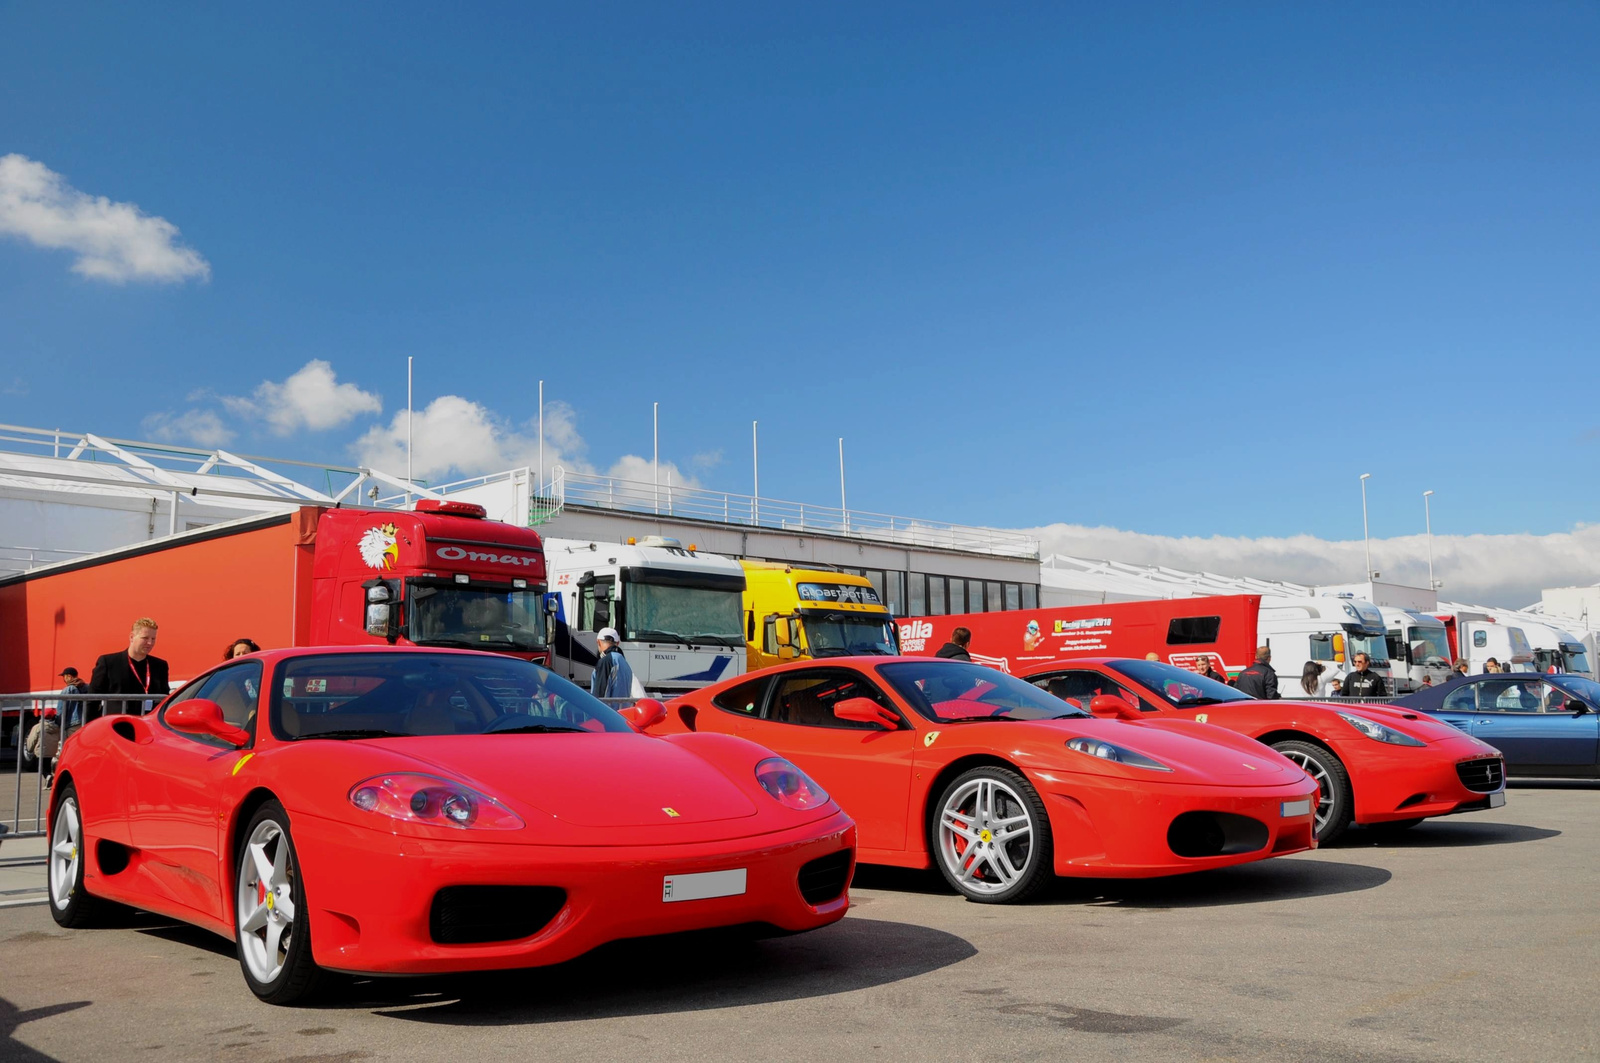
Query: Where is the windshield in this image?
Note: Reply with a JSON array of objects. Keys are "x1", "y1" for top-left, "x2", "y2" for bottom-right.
[
  {"x1": 622, "y1": 581, "x2": 744, "y2": 646},
  {"x1": 271, "y1": 652, "x2": 630, "y2": 740},
  {"x1": 802, "y1": 611, "x2": 898, "y2": 657},
  {"x1": 1566, "y1": 649, "x2": 1592, "y2": 675},
  {"x1": 1105, "y1": 659, "x2": 1255, "y2": 707},
  {"x1": 1556, "y1": 675, "x2": 1600, "y2": 704},
  {"x1": 1347, "y1": 631, "x2": 1390, "y2": 664},
  {"x1": 409, "y1": 585, "x2": 547, "y2": 651},
  {"x1": 878, "y1": 660, "x2": 1089, "y2": 722},
  {"x1": 1408, "y1": 624, "x2": 1451, "y2": 665}
]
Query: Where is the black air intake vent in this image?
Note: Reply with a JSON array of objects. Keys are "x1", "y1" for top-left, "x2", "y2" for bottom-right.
[
  {"x1": 798, "y1": 849, "x2": 853, "y2": 905},
  {"x1": 429, "y1": 885, "x2": 566, "y2": 944}
]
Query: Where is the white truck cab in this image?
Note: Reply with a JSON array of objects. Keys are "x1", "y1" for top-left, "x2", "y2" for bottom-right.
[
  {"x1": 1439, "y1": 610, "x2": 1536, "y2": 673},
  {"x1": 1257, "y1": 594, "x2": 1394, "y2": 694},
  {"x1": 545, "y1": 536, "x2": 747, "y2": 696},
  {"x1": 1378, "y1": 606, "x2": 1454, "y2": 693},
  {"x1": 1495, "y1": 618, "x2": 1590, "y2": 677}
]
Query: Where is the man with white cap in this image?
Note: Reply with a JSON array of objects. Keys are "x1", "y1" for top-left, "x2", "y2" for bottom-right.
[{"x1": 589, "y1": 627, "x2": 636, "y2": 700}]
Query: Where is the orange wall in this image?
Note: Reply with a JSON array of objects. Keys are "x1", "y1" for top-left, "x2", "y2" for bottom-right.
[{"x1": 0, "y1": 519, "x2": 309, "y2": 693}]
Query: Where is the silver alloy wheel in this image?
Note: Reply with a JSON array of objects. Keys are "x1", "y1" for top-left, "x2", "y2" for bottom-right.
[
  {"x1": 1278, "y1": 749, "x2": 1334, "y2": 832},
  {"x1": 937, "y1": 776, "x2": 1036, "y2": 896},
  {"x1": 237, "y1": 818, "x2": 297, "y2": 985},
  {"x1": 49, "y1": 797, "x2": 80, "y2": 910}
]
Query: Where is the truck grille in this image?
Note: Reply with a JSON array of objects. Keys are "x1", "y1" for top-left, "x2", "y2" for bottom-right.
[
  {"x1": 797, "y1": 849, "x2": 853, "y2": 906},
  {"x1": 429, "y1": 885, "x2": 567, "y2": 944},
  {"x1": 1456, "y1": 758, "x2": 1504, "y2": 793}
]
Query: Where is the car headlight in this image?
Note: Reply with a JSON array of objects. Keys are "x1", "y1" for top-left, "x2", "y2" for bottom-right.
[
  {"x1": 1337, "y1": 712, "x2": 1426, "y2": 747},
  {"x1": 1065, "y1": 737, "x2": 1173, "y2": 771},
  {"x1": 754, "y1": 757, "x2": 831, "y2": 810},
  {"x1": 348, "y1": 773, "x2": 525, "y2": 830}
]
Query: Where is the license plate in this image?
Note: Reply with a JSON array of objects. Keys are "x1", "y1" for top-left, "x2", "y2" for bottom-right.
[
  {"x1": 1489, "y1": 791, "x2": 1506, "y2": 808},
  {"x1": 1280, "y1": 799, "x2": 1312, "y2": 818},
  {"x1": 663, "y1": 868, "x2": 747, "y2": 903}
]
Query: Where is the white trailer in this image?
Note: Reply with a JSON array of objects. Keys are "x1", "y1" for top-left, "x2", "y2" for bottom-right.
[{"x1": 545, "y1": 536, "x2": 747, "y2": 696}]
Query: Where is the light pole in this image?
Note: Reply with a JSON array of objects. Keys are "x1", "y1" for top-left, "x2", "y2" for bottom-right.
[
  {"x1": 537, "y1": 379, "x2": 544, "y2": 496},
  {"x1": 653, "y1": 401, "x2": 659, "y2": 515},
  {"x1": 405, "y1": 356, "x2": 414, "y2": 506},
  {"x1": 1359, "y1": 473, "x2": 1373, "y2": 581},
  {"x1": 838, "y1": 437, "x2": 847, "y2": 532},
  {"x1": 752, "y1": 420, "x2": 759, "y2": 526},
  {"x1": 1423, "y1": 489, "x2": 1437, "y2": 590}
]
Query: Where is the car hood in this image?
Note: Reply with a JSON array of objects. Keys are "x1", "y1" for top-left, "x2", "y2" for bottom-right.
[
  {"x1": 373, "y1": 733, "x2": 761, "y2": 827},
  {"x1": 1280, "y1": 700, "x2": 1468, "y2": 744},
  {"x1": 998, "y1": 718, "x2": 1303, "y2": 784}
]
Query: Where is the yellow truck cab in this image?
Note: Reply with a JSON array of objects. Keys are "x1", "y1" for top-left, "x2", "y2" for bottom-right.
[{"x1": 740, "y1": 561, "x2": 899, "y2": 672}]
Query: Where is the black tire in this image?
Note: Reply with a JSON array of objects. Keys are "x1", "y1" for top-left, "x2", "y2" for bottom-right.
[
  {"x1": 235, "y1": 801, "x2": 323, "y2": 1005},
  {"x1": 929, "y1": 766, "x2": 1054, "y2": 904},
  {"x1": 47, "y1": 782, "x2": 111, "y2": 928},
  {"x1": 1272, "y1": 740, "x2": 1354, "y2": 845}
]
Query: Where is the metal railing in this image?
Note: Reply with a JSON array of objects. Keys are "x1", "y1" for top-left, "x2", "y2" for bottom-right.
[
  {"x1": 0, "y1": 544, "x2": 92, "y2": 576},
  {"x1": 547, "y1": 466, "x2": 1040, "y2": 559},
  {"x1": 1, "y1": 693, "x2": 154, "y2": 839}
]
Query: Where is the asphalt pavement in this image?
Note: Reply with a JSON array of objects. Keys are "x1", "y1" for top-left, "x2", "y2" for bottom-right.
[{"x1": 1, "y1": 784, "x2": 1596, "y2": 1063}]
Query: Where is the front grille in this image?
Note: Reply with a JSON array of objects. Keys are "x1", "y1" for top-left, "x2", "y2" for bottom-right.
[
  {"x1": 797, "y1": 849, "x2": 853, "y2": 906},
  {"x1": 429, "y1": 885, "x2": 567, "y2": 944},
  {"x1": 1456, "y1": 758, "x2": 1504, "y2": 794}
]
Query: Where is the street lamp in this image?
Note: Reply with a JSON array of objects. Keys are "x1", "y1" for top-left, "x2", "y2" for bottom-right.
[
  {"x1": 1359, "y1": 473, "x2": 1374, "y2": 581},
  {"x1": 1423, "y1": 489, "x2": 1438, "y2": 590}
]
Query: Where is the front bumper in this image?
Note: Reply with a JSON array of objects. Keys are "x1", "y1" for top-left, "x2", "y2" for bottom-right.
[
  {"x1": 1024, "y1": 769, "x2": 1319, "y2": 878},
  {"x1": 1341, "y1": 734, "x2": 1507, "y2": 825},
  {"x1": 291, "y1": 808, "x2": 855, "y2": 974}
]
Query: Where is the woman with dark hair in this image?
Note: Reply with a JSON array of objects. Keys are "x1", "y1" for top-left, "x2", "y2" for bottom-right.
[
  {"x1": 224, "y1": 638, "x2": 261, "y2": 660},
  {"x1": 1301, "y1": 661, "x2": 1325, "y2": 697}
]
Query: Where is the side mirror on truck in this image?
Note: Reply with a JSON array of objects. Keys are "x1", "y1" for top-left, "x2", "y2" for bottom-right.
[{"x1": 364, "y1": 581, "x2": 396, "y2": 640}]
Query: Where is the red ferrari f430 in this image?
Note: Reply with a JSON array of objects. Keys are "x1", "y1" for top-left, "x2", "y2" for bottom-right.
[{"x1": 47, "y1": 648, "x2": 854, "y2": 1003}]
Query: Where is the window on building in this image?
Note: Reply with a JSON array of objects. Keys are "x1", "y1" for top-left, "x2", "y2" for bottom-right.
[
  {"x1": 908, "y1": 573, "x2": 927, "y2": 617},
  {"x1": 1004, "y1": 583, "x2": 1021, "y2": 611},
  {"x1": 987, "y1": 581, "x2": 1003, "y2": 612},
  {"x1": 1021, "y1": 584, "x2": 1038, "y2": 610},
  {"x1": 948, "y1": 578, "x2": 966, "y2": 614},
  {"x1": 929, "y1": 576, "x2": 946, "y2": 615},
  {"x1": 885, "y1": 571, "x2": 905, "y2": 614}
]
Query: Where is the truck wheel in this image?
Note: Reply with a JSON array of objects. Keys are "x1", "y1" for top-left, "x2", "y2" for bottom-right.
[
  {"x1": 1271, "y1": 740, "x2": 1353, "y2": 846},
  {"x1": 930, "y1": 766, "x2": 1053, "y2": 904},
  {"x1": 48, "y1": 783, "x2": 113, "y2": 928},
  {"x1": 236, "y1": 802, "x2": 323, "y2": 1004}
]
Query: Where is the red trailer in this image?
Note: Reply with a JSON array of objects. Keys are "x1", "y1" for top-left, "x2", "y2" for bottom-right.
[
  {"x1": 0, "y1": 501, "x2": 549, "y2": 691},
  {"x1": 896, "y1": 595, "x2": 1263, "y2": 678}
]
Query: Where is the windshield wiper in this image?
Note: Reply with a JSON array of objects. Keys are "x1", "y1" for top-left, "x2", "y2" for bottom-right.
[
  {"x1": 487, "y1": 724, "x2": 588, "y2": 735},
  {"x1": 299, "y1": 728, "x2": 411, "y2": 740},
  {"x1": 1176, "y1": 697, "x2": 1232, "y2": 707}
]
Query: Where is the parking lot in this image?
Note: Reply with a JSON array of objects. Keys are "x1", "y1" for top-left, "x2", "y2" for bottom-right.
[{"x1": 1, "y1": 784, "x2": 1595, "y2": 1063}]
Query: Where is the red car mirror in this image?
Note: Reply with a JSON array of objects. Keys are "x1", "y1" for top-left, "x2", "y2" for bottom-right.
[
  {"x1": 166, "y1": 698, "x2": 251, "y2": 746},
  {"x1": 619, "y1": 698, "x2": 668, "y2": 731},
  {"x1": 1088, "y1": 695, "x2": 1143, "y2": 721},
  {"x1": 833, "y1": 697, "x2": 900, "y2": 729}
]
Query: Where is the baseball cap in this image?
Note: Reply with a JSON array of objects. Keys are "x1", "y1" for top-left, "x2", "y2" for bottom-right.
[
  {"x1": 59, "y1": 667, "x2": 78, "y2": 678},
  {"x1": 597, "y1": 627, "x2": 620, "y2": 643}
]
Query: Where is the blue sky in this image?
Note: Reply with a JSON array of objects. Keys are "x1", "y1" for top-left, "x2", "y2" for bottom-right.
[{"x1": 3, "y1": 3, "x2": 1599, "y2": 553}]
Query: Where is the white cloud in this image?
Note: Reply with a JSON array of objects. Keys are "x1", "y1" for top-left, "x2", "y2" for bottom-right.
[
  {"x1": 142, "y1": 409, "x2": 236, "y2": 448},
  {"x1": 352, "y1": 392, "x2": 702, "y2": 489},
  {"x1": 1026, "y1": 522, "x2": 1600, "y2": 610},
  {"x1": 0, "y1": 154, "x2": 210, "y2": 283},
  {"x1": 222, "y1": 360, "x2": 383, "y2": 435}
]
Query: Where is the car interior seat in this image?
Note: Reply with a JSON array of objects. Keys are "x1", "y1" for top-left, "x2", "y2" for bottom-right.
[{"x1": 406, "y1": 688, "x2": 459, "y2": 735}]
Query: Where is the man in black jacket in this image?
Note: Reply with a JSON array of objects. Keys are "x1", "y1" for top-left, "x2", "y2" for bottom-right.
[
  {"x1": 1341, "y1": 653, "x2": 1387, "y2": 698},
  {"x1": 88, "y1": 618, "x2": 170, "y2": 720},
  {"x1": 1233, "y1": 646, "x2": 1279, "y2": 699},
  {"x1": 1195, "y1": 656, "x2": 1229, "y2": 685},
  {"x1": 934, "y1": 627, "x2": 972, "y2": 661}
]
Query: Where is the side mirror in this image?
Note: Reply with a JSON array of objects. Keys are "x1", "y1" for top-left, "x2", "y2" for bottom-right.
[
  {"x1": 619, "y1": 697, "x2": 668, "y2": 731},
  {"x1": 1567, "y1": 700, "x2": 1589, "y2": 715},
  {"x1": 1088, "y1": 695, "x2": 1143, "y2": 721},
  {"x1": 832, "y1": 696, "x2": 900, "y2": 729},
  {"x1": 166, "y1": 698, "x2": 251, "y2": 747}
]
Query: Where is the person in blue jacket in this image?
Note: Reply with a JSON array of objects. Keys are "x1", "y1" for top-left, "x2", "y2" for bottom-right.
[{"x1": 590, "y1": 627, "x2": 636, "y2": 699}]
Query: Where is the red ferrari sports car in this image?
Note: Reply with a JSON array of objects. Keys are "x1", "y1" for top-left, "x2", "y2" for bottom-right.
[
  {"x1": 47, "y1": 647, "x2": 854, "y2": 1003},
  {"x1": 646, "y1": 656, "x2": 1320, "y2": 903},
  {"x1": 1017, "y1": 657, "x2": 1508, "y2": 844}
]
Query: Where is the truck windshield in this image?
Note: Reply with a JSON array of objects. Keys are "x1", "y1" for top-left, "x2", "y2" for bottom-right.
[
  {"x1": 622, "y1": 581, "x2": 744, "y2": 646},
  {"x1": 1566, "y1": 648, "x2": 1591, "y2": 675},
  {"x1": 1347, "y1": 632, "x2": 1390, "y2": 663},
  {"x1": 1408, "y1": 625, "x2": 1450, "y2": 665},
  {"x1": 801, "y1": 611, "x2": 898, "y2": 657},
  {"x1": 409, "y1": 586, "x2": 548, "y2": 651}
]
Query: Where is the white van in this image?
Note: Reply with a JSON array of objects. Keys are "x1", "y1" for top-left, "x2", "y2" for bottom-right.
[{"x1": 545, "y1": 536, "x2": 747, "y2": 695}]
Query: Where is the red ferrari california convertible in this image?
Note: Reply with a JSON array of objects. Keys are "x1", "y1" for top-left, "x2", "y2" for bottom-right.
[
  {"x1": 1017, "y1": 658, "x2": 1508, "y2": 844},
  {"x1": 647, "y1": 657, "x2": 1320, "y2": 903},
  {"x1": 47, "y1": 648, "x2": 854, "y2": 1003}
]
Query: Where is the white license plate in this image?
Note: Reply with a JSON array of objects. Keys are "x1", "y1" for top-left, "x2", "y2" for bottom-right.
[
  {"x1": 1489, "y1": 791, "x2": 1506, "y2": 808},
  {"x1": 1281, "y1": 799, "x2": 1312, "y2": 818},
  {"x1": 663, "y1": 868, "x2": 747, "y2": 903}
]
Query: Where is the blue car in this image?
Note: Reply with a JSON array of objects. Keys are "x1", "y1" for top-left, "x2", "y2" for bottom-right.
[{"x1": 1393, "y1": 673, "x2": 1600, "y2": 778}]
